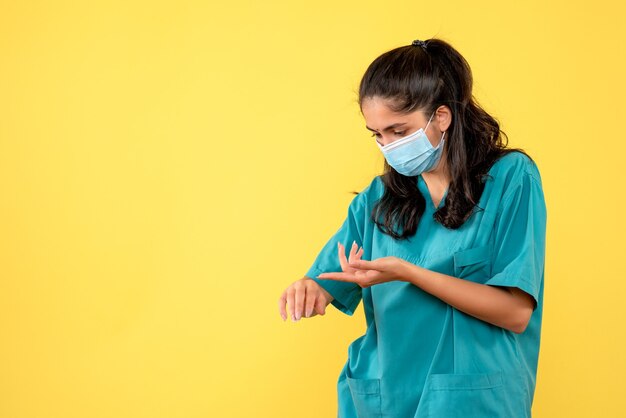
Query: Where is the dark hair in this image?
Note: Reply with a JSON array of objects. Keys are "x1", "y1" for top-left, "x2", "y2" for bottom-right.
[{"x1": 356, "y1": 37, "x2": 534, "y2": 240}]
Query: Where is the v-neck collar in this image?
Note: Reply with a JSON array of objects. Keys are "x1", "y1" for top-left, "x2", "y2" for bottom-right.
[{"x1": 417, "y1": 174, "x2": 449, "y2": 210}]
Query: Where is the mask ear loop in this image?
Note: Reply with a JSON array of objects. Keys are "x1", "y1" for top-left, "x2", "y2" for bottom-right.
[
  {"x1": 438, "y1": 131, "x2": 446, "y2": 149},
  {"x1": 425, "y1": 111, "x2": 436, "y2": 131},
  {"x1": 427, "y1": 111, "x2": 446, "y2": 149}
]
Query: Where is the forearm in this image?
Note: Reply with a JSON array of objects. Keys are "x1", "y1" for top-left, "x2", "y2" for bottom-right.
[{"x1": 398, "y1": 260, "x2": 527, "y2": 333}]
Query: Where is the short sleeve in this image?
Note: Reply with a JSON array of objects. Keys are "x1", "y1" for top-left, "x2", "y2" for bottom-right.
[
  {"x1": 304, "y1": 194, "x2": 367, "y2": 316},
  {"x1": 485, "y1": 169, "x2": 547, "y2": 310}
]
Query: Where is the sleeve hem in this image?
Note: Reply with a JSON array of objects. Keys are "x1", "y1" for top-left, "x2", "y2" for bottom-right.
[
  {"x1": 485, "y1": 274, "x2": 540, "y2": 309},
  {"x1": 305, "y1": 268, "x2": 361, "y2": 316}
]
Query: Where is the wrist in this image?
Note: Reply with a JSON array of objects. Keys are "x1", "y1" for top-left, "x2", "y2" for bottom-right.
[{"x1": 396, "y1": 257, "x2": 416, "y2": 283}]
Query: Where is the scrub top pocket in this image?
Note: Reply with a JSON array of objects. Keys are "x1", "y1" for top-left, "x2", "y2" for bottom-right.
[
  {"x1": 345, "y1": 376, "x2": 382, "y2": 418},
  {"x1": 414, "y1": 371, "x2": 505, "y2": 418},
  {"x1": 453, "y1": 245, "x2": 492, "y2": 284}
]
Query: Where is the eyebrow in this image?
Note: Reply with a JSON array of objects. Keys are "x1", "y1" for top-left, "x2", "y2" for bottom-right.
[{"x1": 365, "y1": 122, "x2": 408, "y2": 132}]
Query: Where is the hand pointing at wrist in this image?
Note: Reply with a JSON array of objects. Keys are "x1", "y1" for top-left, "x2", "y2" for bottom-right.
[{"x1": 316, "y1": 241, "x2": 409, "y2": 287}]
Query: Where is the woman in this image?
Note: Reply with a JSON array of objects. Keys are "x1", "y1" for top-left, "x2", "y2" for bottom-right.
[{"x1": 278, "y1": 38, "x2": 547, "y2": 418}]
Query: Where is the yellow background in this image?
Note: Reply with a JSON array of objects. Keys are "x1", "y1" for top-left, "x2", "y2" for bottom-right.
[{"x1": 1, "y1": 1, "x2": 624, "y2": 417}]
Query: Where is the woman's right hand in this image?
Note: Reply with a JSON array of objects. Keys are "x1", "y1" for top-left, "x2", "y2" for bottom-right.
[
  {"x1": 278, "y1": 241, "x2": 365, "y2": 322},
  {"x1": 278, "y1": 278, "x2": 334, "y2": 322}
]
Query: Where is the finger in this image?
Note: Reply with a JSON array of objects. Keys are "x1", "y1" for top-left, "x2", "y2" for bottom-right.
[
  {"x1": 349, "y1": 241, "x2": 357, "y2": 263},
  {"x1": 349, "y1": 259, "x2": 378, "y2": 270},
  {"x1": 348, "y1": 241, "x2": 362, "y2": 267},
  {"x1": 338, "y1": 242, "x2": 349, "y2": 271},
  {"x1": 278, "y1": 290, "x2": 288, "y2": 321},
  {"x1": 294, "y1": 281, "x2": 305, "y2": 321},
  {"x1": 304, "y1": 284, "x2": 316, "y2": 318},
  {"x1": 287, "y1": 287, "x2": 296, "y2": 322},
  {"x1": 348, "y1": 243, "x2": 366, "y2": 269},
  {"x1": 316, "y1": 272, "x2": 357, "y2": 282},
  {"x1": 314, "y1": 294, "x2": 327, "y2": 316}
]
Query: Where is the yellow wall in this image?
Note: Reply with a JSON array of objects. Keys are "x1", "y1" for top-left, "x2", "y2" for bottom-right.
[{"x1": 1, "y1": 1, "x2": 624, "y2": 417}]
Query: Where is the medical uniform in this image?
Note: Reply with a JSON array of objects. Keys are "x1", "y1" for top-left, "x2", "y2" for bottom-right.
[{"x1": 305, "y1": 151, "x2": 547, "y2": 418}]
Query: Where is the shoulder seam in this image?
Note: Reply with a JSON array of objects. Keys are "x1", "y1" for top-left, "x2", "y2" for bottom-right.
[{"x1": 497, "y1": 168, "x2": 541, "y2": 215}]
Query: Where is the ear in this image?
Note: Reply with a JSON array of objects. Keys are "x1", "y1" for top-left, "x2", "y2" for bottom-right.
[{"x1": 434, "y1": 105, "x2": 452, "y2": 132}]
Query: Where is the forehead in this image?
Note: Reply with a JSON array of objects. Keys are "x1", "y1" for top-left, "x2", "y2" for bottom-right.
[{"x1": 361, "y1": 98, "x2": 425, "y2": 130}]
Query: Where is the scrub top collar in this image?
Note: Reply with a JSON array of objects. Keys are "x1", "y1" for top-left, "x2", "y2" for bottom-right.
[{"x1": 417, "y1": 174, "x2": 449, "y2": 210}]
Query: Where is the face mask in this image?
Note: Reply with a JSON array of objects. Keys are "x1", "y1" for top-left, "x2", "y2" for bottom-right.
[{"x1": 376, "y1": 111, "x2": 446, "y2": 176}]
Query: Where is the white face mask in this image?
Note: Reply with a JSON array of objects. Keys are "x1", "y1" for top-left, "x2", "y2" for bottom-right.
[{"x1": 376, "y1": 111, "x2": 445, "y2": 176}]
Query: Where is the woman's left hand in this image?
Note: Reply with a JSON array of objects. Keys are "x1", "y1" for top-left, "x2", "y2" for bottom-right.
[{"x1": 316, "y1": 241, "x2": 409, "y2": 288}]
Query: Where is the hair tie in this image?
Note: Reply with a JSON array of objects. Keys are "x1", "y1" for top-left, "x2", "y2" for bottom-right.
[{"x1": 411, "y1": 39, "x2": 428, "y2": 51}]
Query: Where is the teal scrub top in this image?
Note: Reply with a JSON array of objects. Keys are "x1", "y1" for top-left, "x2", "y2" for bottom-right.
[{"x1": 305, "y1": 151, "x2": 547, "y2": 418}]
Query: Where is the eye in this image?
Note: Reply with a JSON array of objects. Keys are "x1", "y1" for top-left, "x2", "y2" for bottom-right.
[{"x1": 370, "y1": 131, "x2": 405, "y2": 138}]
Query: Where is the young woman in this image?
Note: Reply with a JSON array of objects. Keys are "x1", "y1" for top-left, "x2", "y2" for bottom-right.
[{"x1": 278, "y1": 38, "x2": 547, "y2": 418}]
